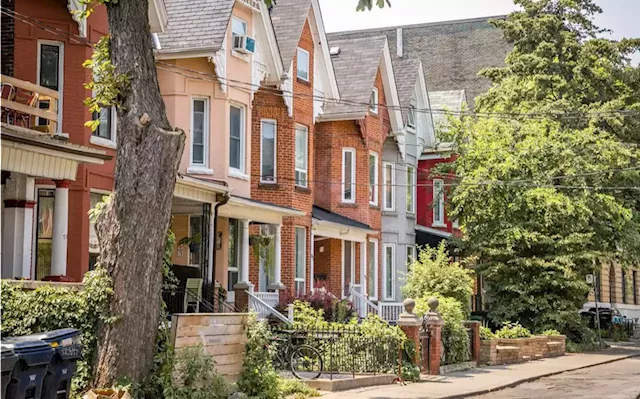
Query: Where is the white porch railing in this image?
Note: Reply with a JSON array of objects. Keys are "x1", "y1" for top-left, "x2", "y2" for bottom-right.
[
  {"x1": 247, "y1": 290, "x2": 289, "y2": 323},
  {"x1": 350, "y1": 287, "x2": 379, "y2": 318},
  {"x1": 379, "y1": 302, "x2": 404, "y2": 323},
  {"x1": 253, "y1": 291, "x2": 279, "y2": 308}
]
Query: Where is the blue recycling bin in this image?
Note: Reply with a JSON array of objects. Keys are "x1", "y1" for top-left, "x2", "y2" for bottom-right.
[
  {"x1": 37, "y1": 329, "x2": 82, "y2": 399},
  {"x1": 1, "y1": 344, "x2": 18, "y2": 398},
  {"x1": 2, "y1": 337, "x2": 54, "y2": 399}
]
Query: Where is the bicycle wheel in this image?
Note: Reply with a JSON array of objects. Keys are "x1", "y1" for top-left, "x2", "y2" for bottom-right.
[{"x1": 290, "y1": 344, "x2": 323, "y2": 380}]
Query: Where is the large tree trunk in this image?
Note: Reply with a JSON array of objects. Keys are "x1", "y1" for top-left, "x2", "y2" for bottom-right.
[{"x1": 92, "y1": 0, "x2": 185, "y2": 386}]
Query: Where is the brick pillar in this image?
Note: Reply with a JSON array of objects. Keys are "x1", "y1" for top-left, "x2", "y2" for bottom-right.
[
  {"x1": 398, "y1": 299, "x2": 421, "y2": 366},
  {"x1": 422, "y1": 297, "x2": 444, "y2": 375},
  {"x1": 234, "y1": 283, "x2": 253, "y2": 312},
  {"x1": 464, "y1": 321, "x2": 481, "y2": 364}
]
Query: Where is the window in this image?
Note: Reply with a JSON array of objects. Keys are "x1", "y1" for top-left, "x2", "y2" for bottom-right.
[
  {"x1": 89, "y1": 192, "x2": 109, "y2": 269},
  {"x1": 407, "y1": 101, "x2": 416, "y2": 130},
  {"x1": 92, "y1": 107, "x2": 114, "y2": 141},
  {"x1": 433, "y1": 179, "x2": 445, "y2": 226},
  {"x1": 367, "y1": 239, "x2": 378, "y2": 300},
  {"x1": 406, "y1": 166, "x2": 416, "y2": 213},
  {"x1": 189, "y1": 215, "x2": 203, "y2": 267},
  {"x1": 232, "y1": 17, "x2": 247, "y2": 38},
  {"x1": 37, "y1": 41, "x2": 63, "y2": 132},
  {"x1": 191, "y1": 98, "x2": 208, "y2": 166},
  {"x1": 295, "y1": 227, "x2": 306, "y2": 296},
  {"x1": 229, "y1": 104, "x2": 245, "y2": 172},
  {"x1": 383, "y1": 244, "x2": 395, "y2": 300},
  {"x1": 295, "y1": 125, "x2": 308, "y2": 187},
  {"x1": 622, "y1": 269, "x2": 627, "y2": 304},
  {"x1": 258, "y1": 225, "x2": 275, "y2": 292},
  {"x1": 35, "y1": 189, "x2": 55, "y2": 280},
  {"x1": 383, "y1": 162, "x2": 395, "y2": 211},
  {"x1": 228, "y1": 219, "x2": 240, "y2": 293},
  {"x1": 407, "y1": 245, "x2": 416, "y2": 268},
  {"x1": 633, "y1": 270, "x2": 638, "y2": 305},
  {"x1": 296, "y1": 48, "x2": 310, "y2": 81},
  {"x1": 369, "y1": 87, "x2": 378, "y2": 114},
  {"x1": 369, "y1": 152, "x2": 378, "y2": 205},
  {"x1": 260, "y1": 119, "x2": 277, "y2": 183},
  {"x1": 342, "y1": 148, "x2": 356, "y2": 203},
  {"x1": 343, "y1": 241, "x2": 355, "y2": 298}
]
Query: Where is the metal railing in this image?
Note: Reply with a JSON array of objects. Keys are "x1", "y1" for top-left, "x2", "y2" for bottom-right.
[
  {"x1": 247, "y1": 290, "x2": 290, "y2": 323},
  {"x1": 162, "y1": 287, "x2": 238, "y2": 315},
  {"x1": 1, "y1": 74, "x2": 59, "y2": 134}
]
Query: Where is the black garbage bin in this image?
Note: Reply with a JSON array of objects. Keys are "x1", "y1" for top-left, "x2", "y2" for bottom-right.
[
  {"x1": 1, "y1": 344, "x2": 18, "y2": 398},
  {"x1": 2, "y1": 338, "x2": 54, "y2": 399},
  {"x1": 37, "y1": 329, "x2": 82, "y2": 399}
]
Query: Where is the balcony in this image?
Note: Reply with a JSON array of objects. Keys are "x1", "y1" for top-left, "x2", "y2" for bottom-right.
[{"x1": 1, "y1": 74, "x2": 59, "y2": 134}]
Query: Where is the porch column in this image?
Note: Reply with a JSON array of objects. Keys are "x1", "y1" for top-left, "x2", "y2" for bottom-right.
[
  {"x1": 310, "y1": 229, "x2": 315, "y2": 291},
  {"x1": 50, "y1": 179, "x2": 70, "y2": 277},
  {"x1": 234, "y1": 218, "x2": 252, "y2": 311},
  {"x1": 268, "y1": 224, "x2": 285, "y2": 290},
  {"x1": 359, "y1": 241, "x2": 367, "y2": 318},
  {"x1": 1, "y1": 174, "x2": 35, "y2": 279}
]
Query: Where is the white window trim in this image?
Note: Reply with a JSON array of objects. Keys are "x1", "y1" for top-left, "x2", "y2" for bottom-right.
[
  {"x1": 383, "y1": 243, "x2": 395, "y2": 301},
  {"x1": 295, "y1": 124, "x2": 308, "y2": 188},
  {"x1": 190, "y1": 97, "x2": 209, "y2": 168},
  {"x1": 296, "y1": 47, "x2": 310, "y2": 82},
  {"x1": 383, "y1": 161, "x2": 395, "y2": 211},
  {"x1": 231, "y1": 16, "x2": 248, "y2": 36},
  {"x1": 341, "y1": 240, "x2": 356, "y2": 299},
  {"x1": 89, "y1": 106, "x2": 117, "y2": 149},
  {"x1": 368, "y1": 238, "x2": 379, "y2": 301},
  {"x1": 369, "y1": 151, "x2": 379, "y2": 206},
  {"x1": 295, "y1": 226, "x2": 307, "y2": 295},
  {"x1": 260, "y1": 118, "x2": 277, "y2": 184},
  {"x1": 407, "y1": 245, "x2": 415, "y2": 265},
  {"x1": 433, "y1": 178, "x2": 446, "y2": 227},
  {"x1": 229, "y1": 103, "x2": 246, "y2": 174},
  {"x1": 370, "y1": 87, "x2": 379, "y2": 115},
  {"x1": 31, "y1": 184, "x2": 56, "y2": 279},
  {"x1": 341, "y1": 148, "x2": 356, "y2": 203},
  {"x1": 407, "y1": 165, "x2": 416, "y2": 214},
  {"x1": 36, "y1": 40, "x2": 64, "y2": 134}
]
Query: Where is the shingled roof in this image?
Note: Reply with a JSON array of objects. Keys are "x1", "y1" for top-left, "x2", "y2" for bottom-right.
[
  {"x1": 270, "y1": 0, "x2": 313, "y2": 70},
  {"x1": 323, "y1": 35, "x2": 388, "y2": 116},
  {"x1": 156, "y1": 0, "x2": 234, "y2": 53},
  {"x1": 328, "y1": 16, "x2": 511, "y2": 108},
  {"x1": 429, "y1": 90, "x2": 467, "y2": 132},
  {"x1": 392, "y1": 58, "x2": 421, "y2": 123}
]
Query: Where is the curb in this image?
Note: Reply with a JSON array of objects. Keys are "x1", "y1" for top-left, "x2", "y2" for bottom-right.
[{"x1": 439, "y1": 352, "x2": 640, "y2": 399}]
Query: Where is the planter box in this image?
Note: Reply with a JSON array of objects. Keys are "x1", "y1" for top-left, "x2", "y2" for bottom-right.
[{"x1": 479, "y1": 335, "x2": 566, "y2": 366}]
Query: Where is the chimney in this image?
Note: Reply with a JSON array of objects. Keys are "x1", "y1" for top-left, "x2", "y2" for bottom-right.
[{"x1": 397, "y1": 27, "x2": 403, "y2": 58}]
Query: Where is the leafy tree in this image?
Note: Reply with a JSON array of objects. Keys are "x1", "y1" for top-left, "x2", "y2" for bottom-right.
[
  {"x1": 402, "y1": 242, "x2": 474, "y2": 306},
  {"x1": 441, "y1": 0, "x2": 640, "y2": 335}
]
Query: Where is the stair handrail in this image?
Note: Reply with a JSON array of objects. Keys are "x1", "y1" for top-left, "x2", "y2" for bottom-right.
[
  {"x1": 350, "y1": 286, "x2": 379, "y2": 312},
  {"x1": 246, "y1": 290, "x2": 290, "y2": 324}
]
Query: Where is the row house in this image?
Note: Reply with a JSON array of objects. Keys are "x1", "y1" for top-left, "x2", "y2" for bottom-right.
[{"x1": 0, "y1": 0, "x2": 166, "y2": 281}]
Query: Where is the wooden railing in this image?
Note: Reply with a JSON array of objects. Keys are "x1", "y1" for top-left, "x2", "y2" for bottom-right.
[{"x1": 0, "y1": 74, "x2": 59, "y2": 134}]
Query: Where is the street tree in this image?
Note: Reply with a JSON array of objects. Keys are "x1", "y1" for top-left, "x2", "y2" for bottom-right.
[
  {"x1": 80, "y1": 0, "x2": 388, "y2": 387},
  {"x1": 442, "y1": 0, "x2": 640, "y2": 335}
]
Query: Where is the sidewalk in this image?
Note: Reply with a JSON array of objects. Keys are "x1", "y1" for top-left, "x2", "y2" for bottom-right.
[{"x1": 320, "y1": 344, "x2": 640, "y2": 399}]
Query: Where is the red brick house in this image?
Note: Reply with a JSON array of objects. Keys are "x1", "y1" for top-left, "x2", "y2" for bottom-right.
[
  {"x1": 313, "y1": 36, "x2": 404, "y2": 301},
  {"x1": 1, "y1": 0, "x2": 166, "y2": 281}
]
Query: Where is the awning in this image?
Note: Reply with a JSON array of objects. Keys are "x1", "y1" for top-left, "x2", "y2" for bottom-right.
[
  {"x1": 218, "y1": 195, "x2": 305, "y2": 224},
  {"x1": 174, "y1": 174, "x2": 229, "y2": 204},
  {"x1": 1, "y1": 123, "x2": 110, "y2": 181},
  {"x1": 312, "y1": 206, "x2": 376, "y2": 243}
]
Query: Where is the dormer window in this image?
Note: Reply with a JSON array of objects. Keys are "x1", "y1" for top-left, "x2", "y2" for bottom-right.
[
  {"x1": 370, "y1": 88, "x2": 379, "y2": 114},
  {"x1": 232, "y1": 17, "x2": 247, "y2": 39},
  {"x1": 407, "y1": 99, "x2": 416, "y2": 130},
  {"x1": 297, "y1": 48, "x2": 310, "y2": 81}
]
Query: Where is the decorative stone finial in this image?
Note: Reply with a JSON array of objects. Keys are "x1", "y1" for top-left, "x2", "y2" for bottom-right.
[
  {"x1": 403, "y1": 298, "x2": 415, "y2": 314},
  {"x1": 427, "y1": 297, "x2": 439, "y2": 312}
]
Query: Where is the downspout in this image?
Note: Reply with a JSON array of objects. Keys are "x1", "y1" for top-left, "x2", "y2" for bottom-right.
[{"x1": 212, "y1": 192, "x2": 231, "y2": 283}]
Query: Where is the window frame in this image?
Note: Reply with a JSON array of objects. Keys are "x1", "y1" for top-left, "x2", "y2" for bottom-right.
[
  {"x1": 406, "y1": 245, "x2": 415, "y2": 268},
  {"x1": 295, "y1": 227, "x2": 307, "y2": 296},
  {"x1": 341, "y1": 240, "x2": 356, "y2": 299},
  {"x1": 407, "y1": 102, "x2": 416, "y2": 130},
  {"x1": 406, "y1": 165, "x2": 416, "y2": 214},
  {"x1": 295, "y1": 124, "x2": 309, "y2": 187},
  {"x1": 382, "y1": 162, "x2": 395, "y2": 211},
  {"x1": 383, "y1": 243, "x2": 395, "y2": 301},
  {"x1": 90, "y1": 105, "x2": 117, "y2": 148},
  {"x1": 369, "y1": 87, "x2": 379, "y2": 114},
  {"x1": 227, "y1": 219, "x2": 240, "y2": 299},
  {"x1": 367, "y1": 238, "x2": 379, "y2": 301},
  {"x1": 433, "y1": 179, "x2": 445, "y2": 226},
  {"x1": 296, "y1": 47, "x2": 310, "y2": 82},
  {"x1": 190, "y1": 97, "x2": 209, "y2": 168},
  {"x1": 260, "y1": 118, "x2": 277, "y2": 184},
  {"x1": 231, "y1": 17, "x2": 247, "y2": 37},
  {"x1": 341, "y1": 148, "x2": 356, "y2": 203},
  {"x1": 229, "y1": 103, "x2": 246, "y2": 173},
  {"x1": 36, "y1": 40, "x2": 64, "y2": 133},
  {"x1": 369, "y1": 151, "x2": 379, "y2": 205}
]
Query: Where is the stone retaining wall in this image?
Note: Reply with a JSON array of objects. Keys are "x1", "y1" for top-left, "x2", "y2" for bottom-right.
[
  {"x1": 479, "y1": 335, "x2": 566, "y2": 366},
  {"x1": 170, "y1": 313, "x2": 249, "y2": 382}
]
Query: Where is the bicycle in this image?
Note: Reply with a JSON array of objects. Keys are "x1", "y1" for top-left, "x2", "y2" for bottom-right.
[{"x1": 269, "y1": 329, "x2": 323, "y2": 380}]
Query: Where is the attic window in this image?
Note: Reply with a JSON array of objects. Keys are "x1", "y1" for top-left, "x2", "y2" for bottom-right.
[
  {"x1": 329, "y1": 46, "x2": 340, "y2": 55},
  {"x1": 369, "y1": 88, "x2": 379, "y2": 114},
  {"x1": 407, "y1": 99, "x2": 416, "y2": 129}
]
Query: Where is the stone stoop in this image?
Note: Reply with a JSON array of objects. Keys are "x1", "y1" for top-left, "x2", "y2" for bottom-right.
[{"x1": 305, "y1": 374, "x2": 396, "y2": 392}]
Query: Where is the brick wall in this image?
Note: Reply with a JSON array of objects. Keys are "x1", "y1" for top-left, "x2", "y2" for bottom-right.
[
  {"x1": 416, "y1": 156, "x2": 458, "y2": 233},
  {"x1": 1, "y1": 0, "x2": 14, "y2": 76},
  {"x1": 479, "y1": 335, "x2": 566, "y2": 366}
]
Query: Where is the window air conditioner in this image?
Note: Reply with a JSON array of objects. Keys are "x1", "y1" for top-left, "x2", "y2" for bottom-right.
[{"x1": 232, "y1": 35, "x2": 256, "y2": 54}]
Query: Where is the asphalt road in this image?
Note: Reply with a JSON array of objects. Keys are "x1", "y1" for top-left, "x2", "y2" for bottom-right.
[{"x1": 471, "y1": 357, "x2": 640, "y2": 399}]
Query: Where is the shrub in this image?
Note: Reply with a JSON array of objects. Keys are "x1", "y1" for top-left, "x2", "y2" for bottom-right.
[
  {"x1": 277, "y1": 379, "x2": 320, "y2": 398},
  {"x1": 237, "y1": 317, "x2": 280, "y2": 399},
  {"x1": 167, "y1": 346, "x2": 229, "y2": 399},
  {"x1": 281, "y1": 290, "x2": 356, "y2": 324},
  {"x1": 541, "y1": 329, "x2": 561, "y2": 336},
  {"x1": 480, "y1": 326, "x2": 495, "y2": 340},
  {"x1": 402, "y1": 242, "x2": 474, "y2": 307},
  {"x1": 494, "y1": 322, "x2": 532, "y2": 339}
]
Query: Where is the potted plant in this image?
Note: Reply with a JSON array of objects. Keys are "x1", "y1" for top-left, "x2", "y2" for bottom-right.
[{"x1": 178, "y1": 232, "x2": 202, "y2": 254}]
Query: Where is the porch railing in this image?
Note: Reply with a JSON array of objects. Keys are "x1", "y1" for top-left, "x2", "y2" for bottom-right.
[
  {"x1": 162, "y1": 287, "x2": 239, "y2": 315},
  {"x1": 379, "y1": 302, "x2": 405, "y2": 323},
  {"x1": 350, "y1": 287, "x2": 379, "y2": 318},
  {"x1": 253, "y1": 291, "x2": 279, "y2": 308},
  {"x1": 247, "y1": 290, "x2": 290, "y2": 323},
  {"x1": 1, "y1": 74, "x2": 59, "y2": 134}
]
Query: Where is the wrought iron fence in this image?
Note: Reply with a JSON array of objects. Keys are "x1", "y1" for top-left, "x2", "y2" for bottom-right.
[
  {"x1": 162, "y1": 287, "x2": 238, "y2": 315},
  {"x1": 270, "y1": 324, "x2": 402, "y2": 380}
]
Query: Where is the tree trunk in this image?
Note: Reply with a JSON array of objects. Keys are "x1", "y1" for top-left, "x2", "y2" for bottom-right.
[{"x1": 92, "y1": 0, "x2": 185, "y2": 386}]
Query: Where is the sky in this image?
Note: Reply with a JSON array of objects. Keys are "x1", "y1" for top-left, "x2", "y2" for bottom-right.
[{"x1": 319, "y1": 0, "x2": 640, "y2": 64}]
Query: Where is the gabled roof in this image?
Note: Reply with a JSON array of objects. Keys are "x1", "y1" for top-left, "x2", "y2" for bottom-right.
[
  {"x1": 156, "y1": 0, "x2": 235, "y2": 53},
  {"x1": 270, "y1": 0, "x2": 313, "y2": 71},
  {"x1": 429, "y1": 90, "x2": 467, "y2": 130},
  {"x1": 322, "y1": 36, "x2": 387, "y2": 116},
  {"x1": 392, "y1": 58, "x2": 421, "y2": 123}
]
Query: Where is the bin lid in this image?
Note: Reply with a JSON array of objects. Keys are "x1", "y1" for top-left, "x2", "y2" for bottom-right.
[
  {"x1": 31, "y1": 328, "x2": 80, "y2": 346},
  {"x1": 1, "y1": 344, "x2": 18, "y2": 372},
  {"x1": 2, "y1": 337, "x2": 54, "y2": 366}
]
